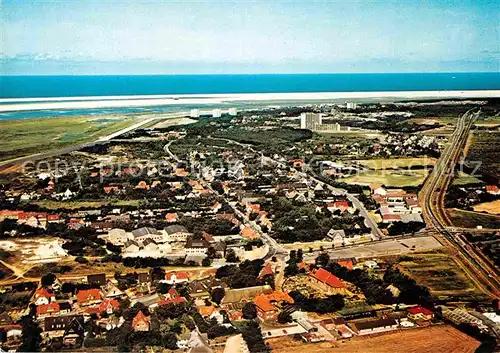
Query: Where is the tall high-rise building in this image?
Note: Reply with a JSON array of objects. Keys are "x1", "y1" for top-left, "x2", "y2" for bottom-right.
[
  {"x1": 346, "y1": 102, "x2": 357, "y2": 110},
  {"x1": 228, "y1": 108, "x2": 237, "y2": 116},
  {"x1": 212, "y1": 109, "x2": 222, "y2": 118},
  {"x1": 190, "y1": 109, "x2": 200, "y2": 118},
  {"x1": 300, "y1": 113, "x2": 322, "y2": 130}
]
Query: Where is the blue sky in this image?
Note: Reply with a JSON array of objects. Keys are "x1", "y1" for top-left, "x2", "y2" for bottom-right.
[{"x1": 1, "y1": 0, "x2": 499, "y2": 75}]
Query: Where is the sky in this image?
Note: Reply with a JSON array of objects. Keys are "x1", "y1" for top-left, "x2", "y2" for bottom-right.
[{"x1": 1, "y1": 0, "x2": 499, "y2": 75}]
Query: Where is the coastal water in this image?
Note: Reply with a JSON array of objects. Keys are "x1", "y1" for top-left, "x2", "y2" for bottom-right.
[
  {"x1": 0, "y1": 72, "x2": 498, "y2": 120},
  {"x1": 2, "y1": 73, "x2": 499, "y2": 98}
]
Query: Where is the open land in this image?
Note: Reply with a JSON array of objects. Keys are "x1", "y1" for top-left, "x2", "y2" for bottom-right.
[
  {"x1": 354, "y1": 157, "x2": 436, "y2": 170},
  {"x1": 447, "y1": 208, "x2": 500, "y2": 229},
  {"x1": 267, "y1": 325, "x2": 480, "y2": 353},
  {"x1": 343, "y1": 169, "x2": 430, "y2": 187},
  {"x1": 0, "y1": 115, "x2": 139, "y2": 162},
  {"x1": 451, "y1": 171, "x2": 482, "y2": 186},
  {"x1": 473, "y1": 199, "x2": 500, "y2": 215},
  {"x1": 396, "y1": 252, "x2": 483, "y2": 298}
]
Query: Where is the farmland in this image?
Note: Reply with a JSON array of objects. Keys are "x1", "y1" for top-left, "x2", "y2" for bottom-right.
[
  {"x1": 473, "y1": 199, "x2": 500, "y2": 215},
  {"x1": 354, "y1": 157, "x2": 436, "y2": 170},
  {"x1": 267, "y1": 326, "x2": 480, "y2": 353},
  {"x1": 396, "y1": 252, "x2": 484, "y2": 299},
  {"x1": 0, "y1": 115, "x2": 139, "y2": 162},
  {"x1": 451, "y1": 171, "x2": 482, "y2": 186},
  {"x1": 447, "y1": 208, "x2": 500, "y2": 229},
  {"x1": 343, "y1": 169, "x2": 430, "y2": 187},
  {"x1": 465, "y1": 131, "x2": 500, "y2": 183}
]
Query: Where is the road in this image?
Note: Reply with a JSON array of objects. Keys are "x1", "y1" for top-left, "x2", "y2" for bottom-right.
[{"x1": 420, "y1": 110, "x2": 500, "y2": 298}]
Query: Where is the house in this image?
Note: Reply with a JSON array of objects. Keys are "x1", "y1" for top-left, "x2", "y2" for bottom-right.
[
  {"x1": 76, "y1": 289, "x2": 103, "y2": 306},
  {"x1": 143, "y1": 238, "x2": 159, "y2": 251},
  {"x1": 407, "y1": 306, "x2": 433, "y2": 321},
  {"x1": 103, "y1": 186, "x2": 120, "y2": 194},
  {"x1": 165, "y1": 213, "x2": 178, "y2": 223},
  {"x1": 348, "y1": 318, "x2": 398, "y2": 336},
  {"x1": 104, "y1": 281, "x2": 124, "y2": 298},
  {"x1": 33, "y1": 288, "x2": 55, "y2": 305},
  {"x1": 132, "y1": 227, "x2": 164, "y2": 243},
  {"x1": 36, "y1": 302, "x2": 61, "y2": 318},
  {"x1": 98, "y1": 299, "x2": 120, "y2": 315},
  {"x1": 240, "y1": 226, "x2": 259, "y2": 239},
  {"x1": 132, "y1": 311, "x2": 150, "y2": 331},
  {"x1": 369, "y1": 184, "x2": 387, "y2": 196},
  {"x1": 210, "y1": 241, "x2": 227, "y2": 257},
  {"x1": 137, "y1": 272, "x2": 151, "y2": 284},
  {"x1": 87, "y1": 273, "x2": 107, "y2": 286},
  {"x1": 258, "y1": 263, "x2": 274, "y2": 279},
  {"x1": 164, "y1": 225, "x2": 190, "y2": 242},
  {"x1": 164, "y1": 271, "x2": 190, "y2": 285},
  {"x1": 486, "y1": 185, "x2": 500, "y2": 195},
  {"x1": 197, "y1": 306, "x2": 216, "y2": 318},
  {"x1": 326, "y1": 229, "x2": 346, "y2": 245},
  {"x1": 185, "y1": 237, "x2": 210, "y2": 256},
  {"x1": 44, "y1": 315, "x2": 84, "y2": 339},
  {"x1": 309, "y1": 268, "x2": 347, "y2": 295},
  {"x1": 99, "y1": 228, "x2": 131, "y2": 246},
  {"x1": 135, "y1": 181, "x2": 150, "y2": 190},
  {"x1": 123, "y1": 240, "x2": 141, "y2": 253},
  {"x1": 253, "y1": 291, "x2": 294, "y2": 321}
]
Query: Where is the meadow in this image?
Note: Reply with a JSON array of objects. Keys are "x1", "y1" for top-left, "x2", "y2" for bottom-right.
[{"x1": 0, "y1": 115, "x2": 138, "y2": 162}]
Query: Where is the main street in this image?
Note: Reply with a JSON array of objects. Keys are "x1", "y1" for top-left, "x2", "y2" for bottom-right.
[{"x1": 420, "y1": 110, "x2": 500, "y2": 298}]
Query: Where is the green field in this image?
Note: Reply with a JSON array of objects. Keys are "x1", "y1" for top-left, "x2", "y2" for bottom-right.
[
  {"x1": 343, "y1": 168, "x2": 430, "y2": 187},
  {"x1": 398, "y1": 252, "x2": 484, "y2": 299},
  {"x1": 451, "y1": 171, "x2": 483, "y2": 185},
  {"x1": 354, "y1": 157, "x2": 436, "y2": 170},
  {"x1": 0, "y1": 115, "x2": 138, "y2": 162}
]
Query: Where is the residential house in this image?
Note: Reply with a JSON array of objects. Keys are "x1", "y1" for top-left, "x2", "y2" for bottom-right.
[
  {"x1": 132, "y1": 311, "x2": 150, "y2": 331},
  {"x1": 185, "y1": 237, "x2": 210, "y2": 256},
  {"x1": 164, "y1": 271, "x2": 190, "y2": 285},
  {"x1": 132, "y1": 227, "x2": 165, "y2": 243},
  {"x1": 253, "y1": 291, "x2": 294, "y2": 321},
  {"x1": 104, "y1": 281, "x2": 124, "y2": 298},
  {"x1": 407, "y1": 306, "x2": 433, "y2": 321},
  {"x1": 76, "y1": 289, "x2": 103, "y2": 307},
  {"x1": 165, "y1": 213, "x2": 178, "y2": 223},
  {"x1": 87, "y1": 273, "x2": 107, "y2": 286},
  {"x1": 99, "y1": 228, "x2": 131, "y2": 246},
  {"x1": 164, "y1": 225, "x2": 191, "y2": 242},
  {"x1": 309, "y1": 268, "x2": 348, "y2": 295},
  {"x1": 36, "y1": 302, "x2": 61, "y2": 318},
  {"x1": 33, "y1": 288, "x2": 55, "y2": 305},
  {"x1": 486, "y1": 185, "x2": 500, "y2": 195},
  {"x1": 44, "y1": 315, "x2": 84, "y2": 339}
]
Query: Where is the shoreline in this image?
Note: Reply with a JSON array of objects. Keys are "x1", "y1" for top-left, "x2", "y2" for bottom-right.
[{"x1": 1, "y1": 90, "x2": 499, "y2": 113}]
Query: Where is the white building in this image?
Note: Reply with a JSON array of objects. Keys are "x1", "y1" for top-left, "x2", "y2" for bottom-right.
[
  {"x1": 300, "y1": 113, "x2": 322, "y2": 130},
  {"x1": 228, "y1": 108, "x2": 237, "y2": 116},
  {"x1": 212, "y1": 109, "x2": 222, "y2": 118},
  {"x1": 346, "y1": 102, "x2": 357, "y2": 110},
  {"x1": 190, "y1": 109, "x2": 200, "y2": 118}
]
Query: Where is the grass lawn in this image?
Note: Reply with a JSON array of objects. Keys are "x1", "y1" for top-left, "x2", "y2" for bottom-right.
[
  {"x1": 26, "y1": 199, "x2": 140, "y2": 210},
  {"x1": 452, "y1": 171, "x2": 483, "y2": 185},
  {"x1": 0, "y1": 115, "x2": 139, "y2": 162},
  {"x1": 397, "y1": 252, "x2": 484, "y2": 299},
  {"x1": 354, "y1": 157, "x2": 436, "y2": 170},
  {"x1": 343, "y1": 169, "x2": 430, "y2": 187},
  {"x1": 447, "y1": 208, "x2": 500, "y2": 228}
]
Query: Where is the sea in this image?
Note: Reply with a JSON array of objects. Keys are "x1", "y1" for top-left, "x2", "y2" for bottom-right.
[{"x1": 1, "y1": 72, "x2": 499, "y2": 120}]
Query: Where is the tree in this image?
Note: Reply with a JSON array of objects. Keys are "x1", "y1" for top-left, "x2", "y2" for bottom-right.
[
  {"x1": 202, "y1": 257, "x2": 212, "y2": 267},
  {"x1": 242, "y1": 302, "x2": 257, "y2": 320},
  {"x1": 315, "y1": 252, "x2": 330, "y2": 268},
  {"x1": 277, "y1": 311, "x2": 292, "y2": 324},
  {"x1": 225, "y1": 248, "x2": 239, "y2": 263},
  {"x1": 40, "y1": 273, "x2": 56, "y2": 287},
  {"x1": 19, "y1": 315, "x2": 42, "y2": 352},
  {"x1": 211, "y1": 287, "x2": 226, "y2": 305},
  {"x1": 151, "y1": 267, "x2": 165, "y2": 282}
]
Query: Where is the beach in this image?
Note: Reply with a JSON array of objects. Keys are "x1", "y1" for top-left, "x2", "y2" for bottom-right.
[{"x1": 1, "y1": 90, "x2": 499, "y2": 113}]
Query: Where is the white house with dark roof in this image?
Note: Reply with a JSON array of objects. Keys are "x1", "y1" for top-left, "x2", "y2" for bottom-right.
[
  {"x1": 132, "y1": 227, "x2": 165, "y2": 243},
  {"x1": 163, "y1": 225, "x2": 191, "y2": 242}
]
